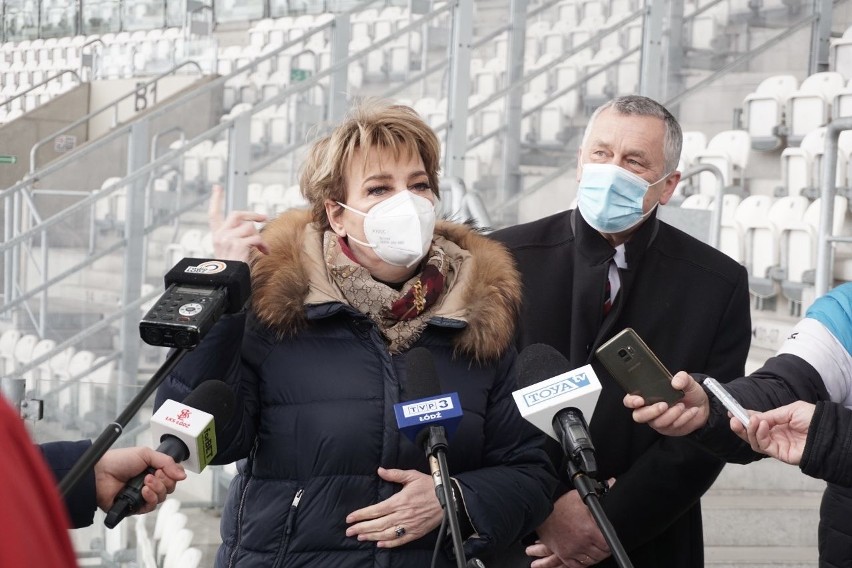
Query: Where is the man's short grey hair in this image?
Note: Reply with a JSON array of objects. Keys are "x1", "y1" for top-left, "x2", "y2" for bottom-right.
[{"x1": 581, "y1": 95, "x2": 683, "y2": 174}]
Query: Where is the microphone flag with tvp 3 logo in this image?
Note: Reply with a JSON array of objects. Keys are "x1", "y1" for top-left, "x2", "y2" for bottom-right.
[
  {"x1": 139, "y1": 258, "x2": 251, "y2": 349},
  {"x1": 394, "y1": 392, "x2": 464, "y2": 444}
]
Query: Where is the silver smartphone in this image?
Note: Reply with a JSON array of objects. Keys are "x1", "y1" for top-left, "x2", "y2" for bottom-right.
[
  {"x1": 595, "y1": 328, "x2": 685, "y2": 405},
  {"x1": 703, "y1": 377, "x2": 750, "y2": 427}
]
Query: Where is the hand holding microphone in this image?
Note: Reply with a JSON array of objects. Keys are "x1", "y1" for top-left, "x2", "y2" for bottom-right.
[
  {"x1": 94, "y1": 446, "x2": 186, "y2": 516},
  {"x1": 104, "y1": 380, "x2": 235, "y2": 528}
]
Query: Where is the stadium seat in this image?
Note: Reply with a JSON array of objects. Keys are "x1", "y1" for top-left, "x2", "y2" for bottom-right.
[
  {"x1": 135, "y1": 516, "x2": 157, "y2": 568},
  {"x1": 694, "y1": 130, "x2": 750, "y2": 195},
  {"x1": 746, "y1": 196, "x2": 809, "y2": 309},
  {"x1": 680, "y1": 193, "x2": 714, "y2": 210},
  {"x1": 78, "y1": 356, "x2": 115, "y2": 435},
  {"x1": 831, "y1": 25, "x2": 852, "y2": 81},
  {"x1": 541, "y1": 22, "x2": 568, "y2": 55},
  {"x1": 614, "y1": 49, "x2": 640, "y2": 95},
  {"x1": 583, "y1": 46, "x2": 622, "y2": 107},
  {"x1": 734, "y1": 195, "x2": 776, "y2": 308},
  {"x1": 552, "y1": 60, "x2": 580, "y2": 115},
  {"x1": 718, "y1": 193, "x2": 744, "y2": 262},
  {"x1": 156, "y1": 512, "x2": 188, "y2": 564},
  {"x1": 780, "y1": 196, "x2": 849, "y2": 314},
  {"x1": 0, "y1": 329, "x2": 22, "y2": 376},
  {"x1": 742, "y1": 74, "x2": 799, "y2": 150},
  {"x1": 23, "y1": 338, "x2": 57, "y2": 390},
  {"x1": 568, "y1": 15, "x2": 605, "y2": 50},
  {"x1": 556, "y1": 0, "x2": 580, "y2": 26},
  {"x1": 175, "y1": 548, "x2": 203, "y2": 568},
  {"x1": 684, "y1": 0, "x2": 729, "y2": 51},
  {"x1": 162, "y1": 528, "x2": 194, "y2": 568},
  {"x1": 786, "y1": 71, "x2": 845, "y2": 146},
  {"x1": 153, "y1": 498, "x2": 182, "y2": 544},
  {"x1": 56, "y1": 349, "x2": 95, "y2": 428},
  {"x1": 780, "y1": 126, "x2": 825, "y2": 197},
  {"x1": 8, "y1": 333, "x2": 38, "y2": 376}
]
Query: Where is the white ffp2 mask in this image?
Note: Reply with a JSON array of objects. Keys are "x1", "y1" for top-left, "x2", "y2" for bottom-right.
[{"x1": 337, "y1": 191, "x2": 436, "y2": 268}]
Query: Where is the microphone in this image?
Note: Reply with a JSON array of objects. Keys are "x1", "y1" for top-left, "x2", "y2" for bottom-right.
[
  {"x1": 104, "y1": 380, "x2": 235, "y2": 528},
  {"x1": 396, "y1": 347, "x2": 469, "y2": 568},
  {"x1": 512, "y1": 344, "x2": 603, "y2": 476},
  {"x1": 394, "y1": 347, "x2": 462, "y2": 502},
  {"x1": 139, "y1": 257, "x2": 251, "y2": 349}
]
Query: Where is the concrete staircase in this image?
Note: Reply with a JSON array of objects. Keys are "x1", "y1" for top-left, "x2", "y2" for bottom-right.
[{"x1": 704, "y1": 458, "x2": 824, "y2": 567}]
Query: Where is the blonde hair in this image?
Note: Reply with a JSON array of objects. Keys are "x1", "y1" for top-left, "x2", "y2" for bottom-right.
[{"x1": 300, "y1": 99, "x2": 442, "y2": 231}]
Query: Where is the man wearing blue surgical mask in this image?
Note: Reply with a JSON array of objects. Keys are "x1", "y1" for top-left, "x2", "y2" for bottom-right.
[{"x1": 491, "y1": 95, "x2": 752, "y2": 568}]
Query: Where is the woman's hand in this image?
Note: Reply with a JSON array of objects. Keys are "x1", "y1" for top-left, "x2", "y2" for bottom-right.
[
  {"x1": 731, "y1": 401, "x2": 816, "y2": 465},
  {"x1": 208, "y1": 185, "x2": 269, "y2": 262},
  {"x1": 345, "y1": 467, "x2": 444, "y2": 548}
]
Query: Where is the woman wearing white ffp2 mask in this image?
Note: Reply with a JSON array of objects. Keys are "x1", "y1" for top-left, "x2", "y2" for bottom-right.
[
  {"x1": 184, "y1": 99, "x2": 556, "y2": 568},
  {"x1": 336, "y1": 189, "x2": 436, "y2": 269}
]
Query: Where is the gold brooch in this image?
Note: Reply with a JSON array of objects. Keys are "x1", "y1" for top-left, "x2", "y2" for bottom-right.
[{"x1": 412, "y1": 279, "x2": 426, "y2": 314}]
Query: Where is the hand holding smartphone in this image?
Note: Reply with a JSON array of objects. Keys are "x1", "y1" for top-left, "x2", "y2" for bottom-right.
[{"x1": 595, "y1": 328, "x2": 684, "y2": 405}]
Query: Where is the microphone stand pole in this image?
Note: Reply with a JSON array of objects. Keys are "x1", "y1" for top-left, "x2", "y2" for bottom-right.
[
  {"x1": 58, "y1": 348, "x2": 188, "y2": 496},
  {"x1": 427, "y1": 427, "x2": 467, "y2": 568},
  {"x1": 566, "y1": 459, "x2": 634, "y2": 568}
]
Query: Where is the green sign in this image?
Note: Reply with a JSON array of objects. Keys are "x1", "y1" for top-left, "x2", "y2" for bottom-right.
[
  {"x1": 290, "y1": 68, "x2": 311, "y2": 82},
  {"x1": 0, "y1": 155, "x2": 17, "y2": 164}
]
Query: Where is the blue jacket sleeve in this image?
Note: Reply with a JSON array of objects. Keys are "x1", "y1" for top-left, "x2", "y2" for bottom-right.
[{"x1": 40, "y1": 440, "x2": 96, "y2": 528}]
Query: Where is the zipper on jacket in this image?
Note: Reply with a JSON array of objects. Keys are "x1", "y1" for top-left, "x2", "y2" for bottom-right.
[
  {"x1": 285, "y1": 489, "x2": 303, "y2": 536},
  {"x1": 272, "y1": 488, "x2": 304, "y2": 568},
  {"x1": 227, "y1": 441, "x2": 258, "y2": 568}
]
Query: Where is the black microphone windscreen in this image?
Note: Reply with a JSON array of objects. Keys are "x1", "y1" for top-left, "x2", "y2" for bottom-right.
[
  {"x1": 403, "y1": 347, "x2": 441, "y2": 402},
  {"x1": 181, "y1": 380, "x2": 235, "y2": 434},
  {"x1": 517, "y1": 343, "x2": 572, "y2": 389},
  {"x1": 164, "y1": 258, "x2": 251, "y2": 313}
]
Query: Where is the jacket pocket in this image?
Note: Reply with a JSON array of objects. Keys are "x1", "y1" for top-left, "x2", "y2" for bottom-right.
[{"x1": 271, "y1": 488, "x2": 303, "y2": 568}]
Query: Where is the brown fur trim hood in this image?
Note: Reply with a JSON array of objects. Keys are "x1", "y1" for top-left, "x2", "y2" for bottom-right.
[{"x1": 249, "y1": 209, "x2": 521, "y2": 361}]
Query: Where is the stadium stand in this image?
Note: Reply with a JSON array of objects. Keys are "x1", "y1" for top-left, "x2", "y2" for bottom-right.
[{"x1": 1, "y1": 0, "x2": 849, "y2": 565}]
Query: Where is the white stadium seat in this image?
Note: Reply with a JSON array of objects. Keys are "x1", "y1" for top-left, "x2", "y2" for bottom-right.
[{"x1": 743, "y1": 74, "x2": 799, "y2": 151}]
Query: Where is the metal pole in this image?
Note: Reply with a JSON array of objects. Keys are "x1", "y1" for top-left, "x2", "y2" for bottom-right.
[
  {"x1": 119, "y1": 119, "x2": 149, "y2": 419},
  {"x1": 498, "y1": 0, "x2": 527, "y2": 227},
  {"x1": 442, "y1": 0, "x2": 472, "y2": 181},
  {"x1": 328, "y1": 11, "x2": 351, "y2": 124},
  {"x1": 639, "y1": 0, "x2": 664, "y2": 101},
  {"x1": 809, "y1": 0, "x2": 833, "y2": 74},
  {"x1": 227, "y1": 113, "x2": 252, "y2": 211},
  {"x1": 815, "y1": 118, "x2": 852, "y2": 296}
]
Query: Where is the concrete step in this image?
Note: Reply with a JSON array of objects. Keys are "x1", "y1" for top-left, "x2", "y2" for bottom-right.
[
  {"x1": 712, "y1": 460, "x2": 827, "y2": 493},
  {"x1": 705, "y1": 545, "x2": 818, "y2": 567},
  {"x1": 703, "y1": 460, "x2": 823, "y2": 566},
  {"x1": 703, "y1": 491, "x2": 821, "y2": 548}
]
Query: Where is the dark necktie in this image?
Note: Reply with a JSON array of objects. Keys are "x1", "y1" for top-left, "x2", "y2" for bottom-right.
[{"x1": 603, "y1": 275, "x2": 612, "y2": 315}]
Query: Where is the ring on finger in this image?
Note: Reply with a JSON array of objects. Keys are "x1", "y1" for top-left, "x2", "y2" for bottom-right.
[{"x1": 394, "y1": 526, "x2": 406, "y2": 538}]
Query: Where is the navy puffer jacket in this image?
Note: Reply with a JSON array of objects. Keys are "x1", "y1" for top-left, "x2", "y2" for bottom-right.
[{"x1": 156, "y1": 211, "x2": 557, "y2": 568}]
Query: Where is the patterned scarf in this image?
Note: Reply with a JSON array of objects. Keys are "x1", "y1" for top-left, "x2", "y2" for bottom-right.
[{"x1": 324, "y1": 232, "x2": 448, "y2": 353}]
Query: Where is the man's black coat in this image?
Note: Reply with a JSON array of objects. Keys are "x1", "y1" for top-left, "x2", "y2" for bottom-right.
[{"x1": 491, "y1": 209, "x2": 752, "y2": 568}]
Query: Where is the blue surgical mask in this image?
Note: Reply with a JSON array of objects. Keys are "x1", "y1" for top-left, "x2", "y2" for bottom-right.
[{"x1": 577, "y1": 163, "x2": 669, "y2": 234}]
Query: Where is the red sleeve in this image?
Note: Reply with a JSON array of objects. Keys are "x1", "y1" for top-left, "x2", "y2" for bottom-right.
[{"x1": 0, "y1": 397, "x2": 78, "y2": 567}]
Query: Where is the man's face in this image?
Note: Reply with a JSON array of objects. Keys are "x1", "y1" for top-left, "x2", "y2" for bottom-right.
[{"x1": 576, "y1": 108, "x2": 680, "y2": 213}]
